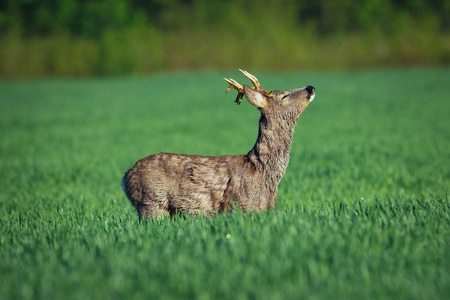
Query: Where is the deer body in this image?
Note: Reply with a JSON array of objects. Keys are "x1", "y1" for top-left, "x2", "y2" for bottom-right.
[{"x1": 122, "y1": 70, "x2": 315, "y2": 219}]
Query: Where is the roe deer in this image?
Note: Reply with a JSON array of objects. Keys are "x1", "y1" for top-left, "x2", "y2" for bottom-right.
[{"x1": 122, "y1": 69, "x2": 315, "y2": 220}]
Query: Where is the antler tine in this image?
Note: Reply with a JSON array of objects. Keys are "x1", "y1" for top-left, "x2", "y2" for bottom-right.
[
  {"x1": 223, "y1": 77, "x2": 245, "y2": 104},
  {"x1": 239, "y1": 69, "x2": 267, "y2": 93},
  {"x1": 223, "y1": 78, "x2": 243, "y2": 93}
]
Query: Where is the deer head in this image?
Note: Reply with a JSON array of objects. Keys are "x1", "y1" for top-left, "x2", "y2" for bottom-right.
[{"x1": 224, "y1": 69, "x2": 315, "y2": 116}]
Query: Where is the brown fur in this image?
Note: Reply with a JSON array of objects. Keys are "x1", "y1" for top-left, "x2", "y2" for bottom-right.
[{"x1": 122, "y1": 71, "x2": 315, "y2": 220}]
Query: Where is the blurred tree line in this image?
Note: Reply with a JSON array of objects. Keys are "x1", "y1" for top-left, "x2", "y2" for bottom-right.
[
  {"x1": 0, "y1": 0, "x2": 449, "y2": 77},
  {"x1": 1, "y1": 0, "x2": 449, "y2": 36}
]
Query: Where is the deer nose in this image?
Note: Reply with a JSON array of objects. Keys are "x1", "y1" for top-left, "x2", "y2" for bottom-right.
[{"x1": 306, "y1": 86, "x2": 315, "y2": 94}]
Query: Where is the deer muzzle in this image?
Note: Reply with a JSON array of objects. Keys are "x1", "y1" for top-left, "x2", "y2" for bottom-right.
[{"x1": 306, "y1": 85, "x2": 315, "y2": 102}]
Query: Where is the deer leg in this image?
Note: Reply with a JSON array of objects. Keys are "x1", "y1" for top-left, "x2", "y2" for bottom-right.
[
  {"x1": 138, "y1": 203, "x2": 169, "y2": 221},
  {"x1": 138, "y1": 188, "x2": 170, "y2": 221}
]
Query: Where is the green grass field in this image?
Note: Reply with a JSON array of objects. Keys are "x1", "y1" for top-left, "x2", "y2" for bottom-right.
[{"x1": 1, "y1": 68, "x2": 449, "y2": 299}]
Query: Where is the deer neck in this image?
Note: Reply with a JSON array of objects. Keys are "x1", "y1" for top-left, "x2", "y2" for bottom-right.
[{"x1": 247, "y1": 111, "x2": 300, "y2": 186}]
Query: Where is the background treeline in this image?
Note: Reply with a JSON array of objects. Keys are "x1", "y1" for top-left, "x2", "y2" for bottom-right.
[{"x1": 1, "y1": 0, "x2": 449, "y2": 77}]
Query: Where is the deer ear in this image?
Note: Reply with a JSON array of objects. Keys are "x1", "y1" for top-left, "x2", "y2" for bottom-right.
[{"x1": 244, "y1": 85, "x2": 267, "y2": 108}]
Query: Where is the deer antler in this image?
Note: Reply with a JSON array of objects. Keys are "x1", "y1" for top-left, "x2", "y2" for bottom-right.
[
  {"x1": 224, "y1": 69, "x2": 269, "y2": 104},
  {"x1": 223, "y1": 78, "x2": 245, "y2": 104},
  {"x1": 238, "y1": 69, "x2": 268, "y2": 95}
]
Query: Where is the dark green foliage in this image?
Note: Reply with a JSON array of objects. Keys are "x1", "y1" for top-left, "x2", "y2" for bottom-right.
[
  {"x1": 1, "y1": 0, "x2": 448, "y2": 36},
  {"x1": 0, "y1": 1, "x2": 449, "y2": 77},
  {"x1": 0, "y1": 69, "x2": 449, "y2": 299}
]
